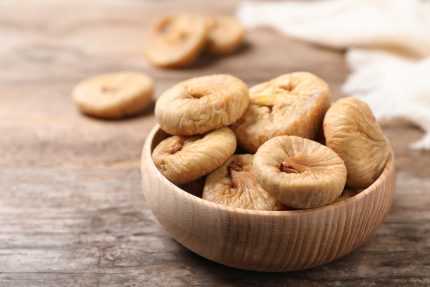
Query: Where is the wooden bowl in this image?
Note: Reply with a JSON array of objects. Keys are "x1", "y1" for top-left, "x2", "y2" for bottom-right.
[{"x1": 141, "y1": 125, "x2": 396, "y2": 271}]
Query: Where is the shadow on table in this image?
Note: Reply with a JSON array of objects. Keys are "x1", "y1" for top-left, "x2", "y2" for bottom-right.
[
  {"x1": 184, "y1": 42, "x2": 253, "y2": 70},
  {"x1": 173, "y1": 241, "x2": 360, "y2": 286},
  {"x1": 77, "y1": 100, "x2": 156, "y2": 122}
]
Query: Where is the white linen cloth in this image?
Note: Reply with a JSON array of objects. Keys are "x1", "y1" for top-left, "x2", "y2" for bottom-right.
[{"x1": 237, "y1": 0, "x2": 430, "y2": 149}]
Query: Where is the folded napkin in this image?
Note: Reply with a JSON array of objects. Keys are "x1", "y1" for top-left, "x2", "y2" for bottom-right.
[{"x1": 237, "y1": 0, "x2": 430, "y2": 149}]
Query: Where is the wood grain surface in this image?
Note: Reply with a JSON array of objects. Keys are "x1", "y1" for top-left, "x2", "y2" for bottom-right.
[{"x1": 0, "y1": 0, "x2": 429, "y2": 286}]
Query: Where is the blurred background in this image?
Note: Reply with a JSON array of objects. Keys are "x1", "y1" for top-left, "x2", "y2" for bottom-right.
[{"x1": 0, "y1": 0, "x2": 429, "y2": 286}]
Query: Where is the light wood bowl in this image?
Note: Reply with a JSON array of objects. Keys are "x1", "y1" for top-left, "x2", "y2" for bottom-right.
[{"x1": 141, "y1": 125, "x2": 396, "y2": 272}]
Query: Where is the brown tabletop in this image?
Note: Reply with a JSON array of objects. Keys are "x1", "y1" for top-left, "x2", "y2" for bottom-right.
[{"x1": 0, "y1": 1, "x2": 429, "y2": 286}]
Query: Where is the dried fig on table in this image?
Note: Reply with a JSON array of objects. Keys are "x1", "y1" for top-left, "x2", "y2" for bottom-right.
[
  {"x1": 155, "y1": 74, "x2": 249, "y2": 136},
  {"x1": 203, "y1": 154, "x2": 284, "y2": 211},
  {"x1": 152, "y1": 127, "x2": 236, "y2": 185},
  {"x1": 206, "y1": 16, "x2": 245, "y2": 55},
  {"x1": 253, "y1": 136, "x2": 347, "y2": 209},
  {"x1": 72, "y1": 72, "x2": 154, "y2": 119},
  {"x1": 232, "y1": 72, "x2": 331, "y2": 152},
  {"x1": 143, "y1": 15, "x2": 208, "y2": 68},
  {"x1": 323, "y1": 97, "x2": 390, "y2": 189}
]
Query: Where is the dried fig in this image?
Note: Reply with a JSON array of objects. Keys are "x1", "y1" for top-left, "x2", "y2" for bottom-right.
[
  {"x1": 155, "y1": 74, "x2": 249, "y2": 136},
  {"x1": 202, "y1": 154, "x2": 284, "y2": 211},
  {"x1": 232, "y1": 72, "x2": 331, "y2": 152},
  {"x1": 152, "y1": 127, "x2": 236, "y2": 185},
  {"x1": 206, "y1": 16, "x2": 245, "y2": 55},
  {"x1": 72, "y1": 72, "x2": 154, "y2": 119},
  {"x1": 323, "y1": 97, "x2": 390, "y2": 189},
  {"x1": 253, "y1": 136, "x2": 347, "y2": 209},
  {"x1": 143, "y1": 15, "x2": 208, "y2": 68}
]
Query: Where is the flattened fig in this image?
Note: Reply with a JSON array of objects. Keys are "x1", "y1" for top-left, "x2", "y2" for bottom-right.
[
  {"x1": 323, "y1": 97, "x2": 390, "y2": 189},
  {"x1": 72, "y1": 72, "x2": 154, "y2": 119},
  {"x1": 155, "y1": 74, "x2": 249, "y2": 136},
  {"x1": 143, "y1": 15, "x2": 208, "y2": 68},
  {"x1": 206, "y1": 16, "x2": 245, "y2": 55},
  {"x1": 253, "y1": 136, "x2": 347, "y2": 209},
  {"x1": 203, "y1": 154, "x2": 284, "y2": 211},
  {"x1": 152, "y1": 127, "x2": 236, "y2": 185},
  {"x1": 232, "y1": 72, "x2": 331, "y2": 152}
]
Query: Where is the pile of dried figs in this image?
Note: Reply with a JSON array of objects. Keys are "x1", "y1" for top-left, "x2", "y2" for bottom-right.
[
  {"x1": 143, "y1": 15, "x2": 245, "y2": 68},
  {"x1": 152, "y1": 72, "x2": 391, "y2": 211}
]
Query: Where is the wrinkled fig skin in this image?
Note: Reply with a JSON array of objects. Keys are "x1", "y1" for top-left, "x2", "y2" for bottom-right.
[
  {"x1": 253, "y1": 136, "x2": 347, "y2": 209},
  {"x1": 323, "y1": 97, "x2": 390, "y2": 189},
  {"x1": 206, "y1": 17, "x2": 245, "y2": 55},
  {"x1": 155, "y1": 74, "x2": 249, "y2": 136},
  {"x1": 203, "y1": 154, "x2": 284, "y2": 211},
  {"x1": 152, "y1": 127, "x2": 236, "y2": 185},
  {"x1": 232, "y1": 72, "x2": 331, "y2": 153},
  {"x1": 143, "y1": 15, "x2": 208, "y2": 68}
]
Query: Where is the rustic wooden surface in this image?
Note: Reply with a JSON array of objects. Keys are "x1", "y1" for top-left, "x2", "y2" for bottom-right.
[{"x1": 0, "y1": 0, "x2": 429, "y2": 286}]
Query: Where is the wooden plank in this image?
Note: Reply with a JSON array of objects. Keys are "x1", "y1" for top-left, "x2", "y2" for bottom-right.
[{"x1": 0, "y1": 0, "x2": 429, "y2": 286}]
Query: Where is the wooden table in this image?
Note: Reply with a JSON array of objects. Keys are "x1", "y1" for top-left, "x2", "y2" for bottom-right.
[{"x1": 1, "y1": 1, "x2": 429, "y2": 286}]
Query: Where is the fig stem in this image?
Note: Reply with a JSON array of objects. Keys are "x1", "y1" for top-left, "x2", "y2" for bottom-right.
[
  {"x1": 229, "y1": 159, "x2": 243, "y2": 172},
  {"x1": 278, "y1": 158, "x2": 309, "y2": 174},
  {"x1": 166, "y1": 137, "x2": 184, "y2": 154},
  {"x1": 228, "y1": 159, "x2": 249, "y2": 190}
]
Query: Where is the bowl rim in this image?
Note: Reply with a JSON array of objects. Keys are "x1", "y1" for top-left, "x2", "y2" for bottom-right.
[{"x1": 142, "y1": 124, "x2": 395, "y2": 217}]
